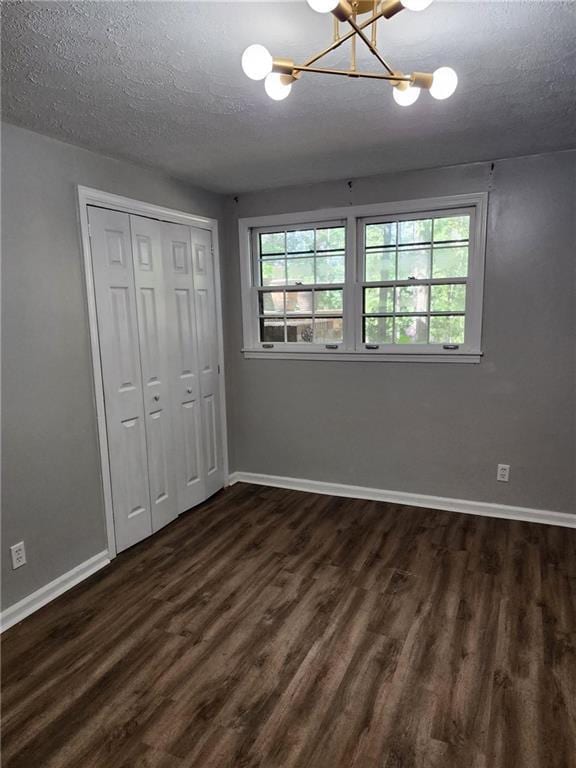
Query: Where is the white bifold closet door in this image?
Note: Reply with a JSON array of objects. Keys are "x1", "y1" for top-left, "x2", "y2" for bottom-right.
[
  {"x1": 89, "y1": 207, "x2": 223, "y2": 554},
  {"x1": 130, "y1": 215, "x2": 178, "y2": 532},
  {"x1": 163, "y1": 224, "x2": 224, "y2": 507}
]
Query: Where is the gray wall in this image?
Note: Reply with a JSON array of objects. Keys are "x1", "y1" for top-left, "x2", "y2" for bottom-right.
[
  {"x1": 1, "y1": 122, "x2": 223, "y2": 610},
  {"x1": 223, "y1": 152, "x2": 576, "y2": 514}
]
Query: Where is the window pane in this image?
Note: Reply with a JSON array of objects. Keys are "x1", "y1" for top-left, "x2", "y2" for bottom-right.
[
  {"x1": 365, "y1": 316, "x2": 393, "y2": 344},
  {"x1": 429, "y1": 315, "x2": 465, "y2": 344},
  {"x1": 315, "y1": 289, "x2": 343, "y2": 313},
  {"x1": 285, "y1": 291, "x2": 313, "y2": 314},
  {"x1": 364, "y1": 287, "x2": 394, "y2": 314},
  {"x1": 286, "y1": 317, "x2": 313, "y2": 343},
  {"x1": 261, "y1": 259, "x2": 286, "y2": 286},
  {"x1": 260, "y1": 318, "x2": 285, "y2": 342},
  {"x1": 286, "y1": 229, "x2": 314, "y2": 254},
  {"x1": 433, "y1": 216, "x2": 470, "y2": 243},
  {"x1": 260, "y1": 232, "x2": 285, "y2": 255},
  {"x1": 259, "y1": 291, "x2": 284, "y2": 314},
  {"x1": 395, "y1": 316, "x2": 428, "y2": 344},
  {"x1": 286, "y1": 257, "x2": 314, "y2": 285},
  {"x1": 316, "y1": 254, "x2": 345, "y2": 284},
  {"x1": 398, "y1": 219, "x2": 432, "y2": 245},
  {"x1": 432, "y1": 247, "x2": 469, "y2": 278},
  {"x1": 314, "y1": 317, "x2": 343, "y2": 343},
  {"x1": 316, "y1": 227, "x2": 345, "y2": 251},
  {"x1": 430, "y1": 284, "x2": 466, "y2": 312},
  {"x1": 366, "y1": 223, "x2": 396, "y2": 248},
  {"x1": 397, "y1": 248, "x2": 430, "y2": 280},
  {"x1": 365, "y1": 250, "x2": 395, "y2": 282},
  {"x1": 395, "y1": 285, "x2": 429, "y2": 313}
]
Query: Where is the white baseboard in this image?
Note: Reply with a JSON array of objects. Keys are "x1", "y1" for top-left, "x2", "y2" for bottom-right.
[
  {"x1": 228, "y1": 472, "x2": 576, "y2": 529},
  {"x1": 1, "y1": 550, "x2": 110, "y2": 633}
]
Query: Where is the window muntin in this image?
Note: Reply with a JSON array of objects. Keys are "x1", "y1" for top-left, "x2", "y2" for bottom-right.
[
  {"x1": 361, "y1": 213, "x2": 471, "y2": 348},
  {"x1": 256, "y1": 224, "x2": 346, "y2": 345}
]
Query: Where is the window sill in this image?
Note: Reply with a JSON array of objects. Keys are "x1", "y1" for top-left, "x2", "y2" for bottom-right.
[{"x1": 242, "y1": 349, "x2": 483, "y2": 363}]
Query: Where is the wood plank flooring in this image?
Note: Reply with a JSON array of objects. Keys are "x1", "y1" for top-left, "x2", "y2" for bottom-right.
[{"x1": 2, "y1": 482, "x2": 575, "y2": 768}]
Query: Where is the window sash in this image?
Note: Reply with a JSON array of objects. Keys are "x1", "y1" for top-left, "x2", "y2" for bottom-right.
[
  {"x1": 241, "y1": 196, "x2": 486, "y2": 359},
  {"x1": 251, "y1": 219, "x2": 350, "y2": 350}
]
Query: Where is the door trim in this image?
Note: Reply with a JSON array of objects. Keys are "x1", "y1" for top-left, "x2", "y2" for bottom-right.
[{"x1": 77, "y1": 186, "x2": 229, "y2": 559}]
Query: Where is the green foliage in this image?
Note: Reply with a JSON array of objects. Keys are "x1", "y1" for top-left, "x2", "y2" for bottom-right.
[
  {"x1": 366, "y1": 223, "x2": 396, "y2": 248},
  {"x1": 316, "y1": 227, "x2": 345, "y2": 251},
  {"x1": 287, "y1": 229, "x2": 314, "y2": 254},
  {"x1": 429, "y1": 315, "x2": 465, "y2": 344},
  {"x1": 430, "y1": 284, "x2": 466, "y2": 312},
  {"x1": 395, "y1": 316, "x2": 428, "y2": 344},
  {"x1": 399, "y1": 219, "x2": 432, "y2": 245},
  {"x1": 316, "y1": 255, "x2": 345, "y2": 284},
  {"x1": 395, "y1": 286, "x2": 429, "y2": 314},
  {"x1": 364, "y1": 287, "x2": 393, "y2": 314},
  {"x1": 315, "y1": 290, "x2": 343, "y2": 313},
  {"x1": 260, "y1": 232, "x2": 285, "y2": 255},
  {"x1": 365, "y1": 250, "x2": 395, "y2": 282},
  {"x1": 287, "y1": 257, "x2": 314, "y2": 285},
  {"x1": 433, "y1": 216, "x2": 470, "y2": 243},
  {"x1": 397, "y1": 248, "x2": 430, "y2": 280},
  {"x1": 364, "y1": 316, "x2": 393, "y2": 344},
  {"x1": 261, "y1": 259, "x2": 286, "y2": 286},
  {"x1": 432, "y1": 247, "x2": 468, "y2": 278}
]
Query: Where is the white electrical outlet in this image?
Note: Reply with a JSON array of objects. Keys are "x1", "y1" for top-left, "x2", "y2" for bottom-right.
[
  {"x1": 10, "y1": 541, "x2": 27, "y2": 570},
  {"x1": 497, "y1": 464, "x2": 510, "y2": 483}
]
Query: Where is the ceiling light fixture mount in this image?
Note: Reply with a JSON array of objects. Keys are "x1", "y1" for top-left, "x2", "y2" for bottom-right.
[{"x1": 242, "y1": 0, "x2": 457, "y2": 106}]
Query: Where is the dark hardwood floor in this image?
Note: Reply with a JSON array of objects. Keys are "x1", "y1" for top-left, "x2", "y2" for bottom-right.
[{"x1": 2, "y1": 482, "x2": 575, "y2": 768}]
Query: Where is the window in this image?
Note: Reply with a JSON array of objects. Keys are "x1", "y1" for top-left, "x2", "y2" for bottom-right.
[
  {"x1": 240, "y1": 194, "x2": 486, "y2": 362},
  {"x1": 361, "y1": 212, "x2": 471, "y2": 348},
  {"x1": 257, "y1": 224, "x2": 346, "y2": 346}
]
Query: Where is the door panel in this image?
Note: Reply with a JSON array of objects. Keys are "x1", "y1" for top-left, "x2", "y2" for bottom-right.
[
  {"x1": 182, "y1": 400, "x2": 201, "y2": 486},
  {"x1": 203, "y1": 393, "x2": 217, "y2": 475},
  {"x1": 130, "y1": 215, "x2": 178, "y2": 533},
  {"x1": 162, "y1": 223, "x2": 206, "y2": 512},
  {"x1": 190, "y1": 227, "x2": 224, "y2": 497},
  {"x1": 88, "y1": 207, "x2": 153, "y2": 552}
]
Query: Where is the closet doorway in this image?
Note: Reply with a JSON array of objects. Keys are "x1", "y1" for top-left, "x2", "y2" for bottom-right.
[{"x1": 78, "y1": 187, "x2": 228, "y2": 557}]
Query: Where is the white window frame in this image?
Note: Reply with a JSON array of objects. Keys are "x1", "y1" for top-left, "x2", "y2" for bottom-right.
[{"x1": 239, "y1": 193, "x2": 487, "y2": 363}]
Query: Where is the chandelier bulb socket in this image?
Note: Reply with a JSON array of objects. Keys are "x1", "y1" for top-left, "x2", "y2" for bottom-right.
[
  {"x1": 332, "y1": 0, "x2": 354, "y2": 21},
  {"x1": 381, "y1": 0, "x2": 404, "y2": 19},
  {"x1": 411, "y1": 71, "x2": 434, "y2": 89},
  {"x1": 272, "y1": 58, "x2": 296, "y2": 76}
]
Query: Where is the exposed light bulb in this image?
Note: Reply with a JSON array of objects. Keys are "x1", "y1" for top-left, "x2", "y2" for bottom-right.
[
  {"x1": 401, "y1": 0, "x2": 434, "y2": 10},
  {"x1": 430, "y1": 67, "x2": 458, "y2": 100},
  {"x1": 393, "y1": 85, "x2": 421, "y2": 106},
  {"x1": 306, "y1": 0, "x2": 339, "y2": 13},
  {"x1": 264, "y1": 73, "x2": 292, "y2": 101},
  {"x1": 241, "y1": 44, "x2": 273, "y2": 81}
]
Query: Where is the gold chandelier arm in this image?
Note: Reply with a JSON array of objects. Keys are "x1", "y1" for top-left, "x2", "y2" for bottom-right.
[
  {"x1": 345, "y1": 16, "x2": 395, "y2": 76},
  {"x1": 303, "y1": 7, "x2": 385, "y2": 68},
  {"x1": 292, "y1": 64, "x2": 412, "y2": 82}
]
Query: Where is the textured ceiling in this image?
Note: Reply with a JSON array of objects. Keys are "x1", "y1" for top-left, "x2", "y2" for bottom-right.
[{"x1": 2, "y1": 1, "x2": 575, "y2": 193}]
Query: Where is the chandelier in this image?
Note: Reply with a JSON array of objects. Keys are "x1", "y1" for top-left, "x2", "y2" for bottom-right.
[{"x1": 241, "y1": 0, "x2": 457, "y2": 106}]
